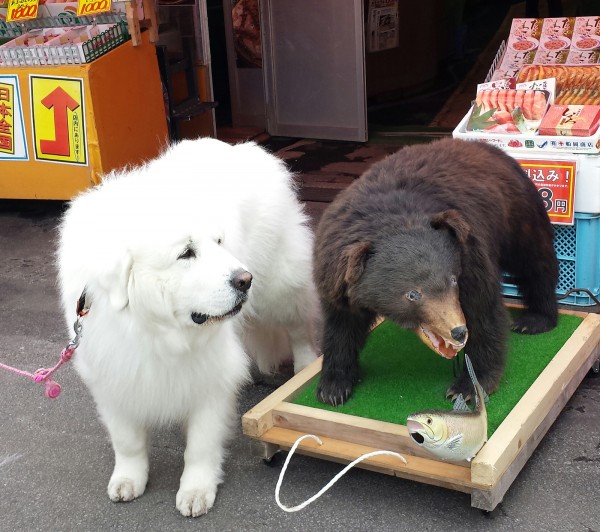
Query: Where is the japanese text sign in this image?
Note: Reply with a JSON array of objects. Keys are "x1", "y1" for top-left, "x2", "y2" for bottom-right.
[
  {"x1": 517, "y1": 158, "x2": 577, "y2": 225},
  {"x1": 30, "y1": 75, "x2": 88, "y2": 166},
  {"x1": 0, "y1": 75, "x2": 28, "y2": 161}
]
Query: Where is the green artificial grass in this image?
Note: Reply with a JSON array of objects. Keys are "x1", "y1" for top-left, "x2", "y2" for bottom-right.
[{"x1": 293, "y1": 311, "x2": 583, "y2": 437}]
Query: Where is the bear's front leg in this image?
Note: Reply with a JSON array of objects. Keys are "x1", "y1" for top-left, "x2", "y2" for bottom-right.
[
  {"x1": 447, "y1": 297, "x2": 509, "y2": 400},
  {"x1": 317, "y1": 304, "x2": 375, "y2": 406}
]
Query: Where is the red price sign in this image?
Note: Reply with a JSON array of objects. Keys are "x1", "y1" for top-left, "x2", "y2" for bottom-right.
[
  {"x1": 518, "y1": 159, "x2": 577, "y2": 225},
  {"x1": 6, "y1": 0, "x2": 39, "y2": 22}
]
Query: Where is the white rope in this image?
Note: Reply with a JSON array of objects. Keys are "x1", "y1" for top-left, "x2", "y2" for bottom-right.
[{"x1": 275, "y1": 434, "x2": 408, "y2": 512}]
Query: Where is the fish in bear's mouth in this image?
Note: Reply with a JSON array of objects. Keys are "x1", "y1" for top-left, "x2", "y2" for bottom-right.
[
  {"x1": 191, "y1": 300, "x2": 245, "y2": 325},
  {"x1": 415, "y1": 325, "x2": 467, "y2": 359}
]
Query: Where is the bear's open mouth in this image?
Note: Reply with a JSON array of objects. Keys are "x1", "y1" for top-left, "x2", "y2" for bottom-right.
[
  {"x1": 191, "y1": 300, "x2": 245, "y2": 326},
  {"x1": 416, "y1": 325, "x2": 466, "y2": 359}
]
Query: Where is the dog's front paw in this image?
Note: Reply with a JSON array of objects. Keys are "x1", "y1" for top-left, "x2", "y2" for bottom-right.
[
  {"x1": 107, "y1": 475, "x2": 147, "y2": 502},
  {"x1": 176, "y1": 486, "x2": 217, "y2": 517}
]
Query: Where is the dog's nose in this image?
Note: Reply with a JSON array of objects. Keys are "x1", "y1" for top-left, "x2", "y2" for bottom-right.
[
  {"x1": 451, "y1": 325, "x2": 468, "y2": 343},
  {"x1": 231, "y1": 269, "x2": 252, "y2": 293}
]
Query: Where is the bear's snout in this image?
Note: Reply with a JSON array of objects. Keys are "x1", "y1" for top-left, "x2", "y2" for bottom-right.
[{"x1": 451, "y1": 325, "x2": 468, "y2": 343}]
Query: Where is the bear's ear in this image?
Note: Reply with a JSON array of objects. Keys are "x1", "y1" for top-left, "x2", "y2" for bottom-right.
[
  {"x1": 332, "y1": 241, "x2": 371, "y2": 298},
  {"x1": 430, "y1": 210, "x2": 470, "y2": 246}
]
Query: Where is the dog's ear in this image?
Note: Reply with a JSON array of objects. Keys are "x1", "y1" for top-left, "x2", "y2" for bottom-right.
[
  {"x1": 430, "y1": 210, "x2": 470, "y2": 246},
  {"x1": 332, "y1": 241, "x2": 371, "y2": 299},
  {"x1": 99, "y1": 252, "x2": 133, "y2": 310}
]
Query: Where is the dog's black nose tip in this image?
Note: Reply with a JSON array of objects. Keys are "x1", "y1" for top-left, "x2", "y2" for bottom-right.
[
  {"x1": 231, "y1": 269, "x2": 252, "y2": 292},
  {"x1": 451, "y1": 325, "x2": 468, "y2": 343}
]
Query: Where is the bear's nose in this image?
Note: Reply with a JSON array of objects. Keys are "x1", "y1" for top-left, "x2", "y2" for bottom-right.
[
  {"x1": 231, "y1": 269, "x2": 253, "y2": 293},
  {"x1": 451, "y1": 325, "x2": 468, "y2": 343}
]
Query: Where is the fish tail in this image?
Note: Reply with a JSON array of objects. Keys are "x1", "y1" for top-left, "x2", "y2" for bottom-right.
[{"x1": 464, "y1": 353, "x2": 489, "y2": 408}]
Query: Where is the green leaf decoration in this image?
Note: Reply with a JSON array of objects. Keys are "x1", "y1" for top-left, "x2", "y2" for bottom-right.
[{"x1": 467, "y1": 103, "x2": 498, "y2": 131}]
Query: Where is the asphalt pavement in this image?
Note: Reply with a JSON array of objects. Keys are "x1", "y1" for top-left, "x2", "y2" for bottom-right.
[{"x1": 1, "y1": 199, "x2": 599, "y2": 532}]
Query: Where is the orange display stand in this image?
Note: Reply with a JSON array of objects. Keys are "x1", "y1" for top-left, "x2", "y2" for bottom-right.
[{"x1": 0, "y1": 31, "x2": 168, "y2": 200}]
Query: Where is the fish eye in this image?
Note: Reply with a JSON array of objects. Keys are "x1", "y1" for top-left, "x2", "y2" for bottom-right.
[
  {"x1": 426, "y1": 417, "x2": 432, "y2": 425},
  {"x1": 178, "y1": 246, "x2": 196, "y2": 260},
  {"x1": 406, "y1": 290, "x2": 421, "y2": 302}
]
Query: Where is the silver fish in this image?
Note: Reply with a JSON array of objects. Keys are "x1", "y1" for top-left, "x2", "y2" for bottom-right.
[{"x1": 406, "y1": 354, "x2": 488, "y2": 462}]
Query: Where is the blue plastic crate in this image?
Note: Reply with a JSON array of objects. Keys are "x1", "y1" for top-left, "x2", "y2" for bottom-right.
[{"x1": 502, "y1": 212, "x2": 600, "y2": 306}]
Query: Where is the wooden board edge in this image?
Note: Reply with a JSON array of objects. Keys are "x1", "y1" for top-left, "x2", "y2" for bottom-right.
[
  {"x1": 471, "y1": 338, "x2": 600, "y2": 511},
  {"x1": 471, "y1": 312, "x2": 600, "y2": 486},
  {"x1": 242, "y1": 357, "x2": 323, "y2": 438},
  {"x1": 272, "y1": 401, "x2": 446, "y2": 462},
  {"x1": 241, "y1": 316, "x2": 385, "y2": 438},
  {"x1": 254, "y1": 426, "x2": 475, "y2": 493}
]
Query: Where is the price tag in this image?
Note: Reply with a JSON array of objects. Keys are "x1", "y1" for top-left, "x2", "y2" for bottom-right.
[
  {"x1": 6, "y1": 0, "x2": 39, "y2": 22},
  {"x1": 518, "y1": 159, "x2": 577, "y2": 225},
  {"x1": 77, "y1": 0, "x2": 112, "y2": 17}
]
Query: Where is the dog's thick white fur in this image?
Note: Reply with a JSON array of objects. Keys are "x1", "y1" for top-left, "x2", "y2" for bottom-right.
[{"x1": 57, "y1": 138, "x2": 318, "y2": 517}]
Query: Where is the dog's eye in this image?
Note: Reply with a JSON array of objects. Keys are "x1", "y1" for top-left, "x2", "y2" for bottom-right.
[
  {"x1": 178, "y1": 247, "x2": 196, "y2": 260},
  {"x1": 406, "y1": 290, "x2": 421, "y2": 302}
]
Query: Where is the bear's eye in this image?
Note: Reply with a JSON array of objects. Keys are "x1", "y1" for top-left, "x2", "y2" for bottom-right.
[
  {"x1": 406, "y1": 290, "x2": 421, "y2": 302},
  {"x1": 450, "y1": 275, "x2": 458, "y2": 287},
  {"x1": 178, "y1": 246, "x2": 196, "y2": 260},
  {"x1": 216, "y1": 237, "x2": 223, "y2": 245}
]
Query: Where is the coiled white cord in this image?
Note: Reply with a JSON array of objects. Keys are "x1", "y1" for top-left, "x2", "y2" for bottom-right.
[{"x1": 275, "y1": 434, "x2": 408, "y2": 512}]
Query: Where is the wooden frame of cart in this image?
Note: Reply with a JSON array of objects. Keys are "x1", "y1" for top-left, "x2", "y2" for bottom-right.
[{"x1": 242, "y1": 311, "x2": 600, "y2": 511}]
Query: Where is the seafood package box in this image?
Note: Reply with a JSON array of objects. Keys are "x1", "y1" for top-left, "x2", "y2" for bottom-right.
[
  {"x1": 492, "y1": 17, "x2": 600, "y2": 80},
  {"x1": 539, "y1": 104, "x2": 600, "y2": 136},
  {"x1": 453, "y1": 101, "x2": 600, "y2": 155},
  {"x1": 0, "y1": 22, "x2": 128, "y2": 66}
]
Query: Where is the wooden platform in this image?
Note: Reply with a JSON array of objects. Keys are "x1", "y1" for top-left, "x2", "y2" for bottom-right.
[{"x1": 242, "y1": 311, "x2": 600, "y2": 511}]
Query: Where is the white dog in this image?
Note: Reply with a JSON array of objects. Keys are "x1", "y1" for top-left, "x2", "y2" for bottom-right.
[{"x1": 57, "y1": 138, "x2": 318, "y2": 517}]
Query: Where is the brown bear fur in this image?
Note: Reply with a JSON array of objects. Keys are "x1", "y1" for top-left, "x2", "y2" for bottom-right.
[{"x1": 313, "y1": 138, "x2": 558, "y2": 406}]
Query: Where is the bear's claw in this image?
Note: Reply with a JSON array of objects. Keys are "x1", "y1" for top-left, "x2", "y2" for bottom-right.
[
  {"x1": 512, "y1": 311, "x2": 557, "y2": 335},
  {"x1": 316, "y1": 378, "x2": 354, "y2": 407}
]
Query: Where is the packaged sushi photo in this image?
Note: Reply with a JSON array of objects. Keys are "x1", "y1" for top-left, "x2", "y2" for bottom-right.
[{"x1": 466, "y1": 78, "x2": 555, "y2": 135}]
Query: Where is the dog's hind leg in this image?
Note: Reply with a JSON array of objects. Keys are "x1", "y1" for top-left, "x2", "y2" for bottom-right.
[{"x1": 285, "y1": 316, "x2": 318, "y2": 374}]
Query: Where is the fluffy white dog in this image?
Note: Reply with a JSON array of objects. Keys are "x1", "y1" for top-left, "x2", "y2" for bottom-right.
[{"x1": 57, "y1": 138, "x2": 318, "y2": 517}]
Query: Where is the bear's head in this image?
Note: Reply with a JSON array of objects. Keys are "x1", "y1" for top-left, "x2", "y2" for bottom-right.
[{"x1": 338, "y1": 209, "x2": 470, "y2": 359}]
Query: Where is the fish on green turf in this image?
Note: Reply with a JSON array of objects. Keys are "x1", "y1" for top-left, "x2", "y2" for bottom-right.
[{"x1": 406, "y1": 354, "x2": 488, "y2": 462}]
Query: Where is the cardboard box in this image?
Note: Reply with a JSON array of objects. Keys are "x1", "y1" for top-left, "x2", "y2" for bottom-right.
[{"x1": 539, "y1": 104, "x2": 600, "y2": 136}]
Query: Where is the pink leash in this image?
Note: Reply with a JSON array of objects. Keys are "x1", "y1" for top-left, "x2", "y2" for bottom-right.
[{"x1": 0, "y1": 290, "x2": 90, "y2": 399}]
